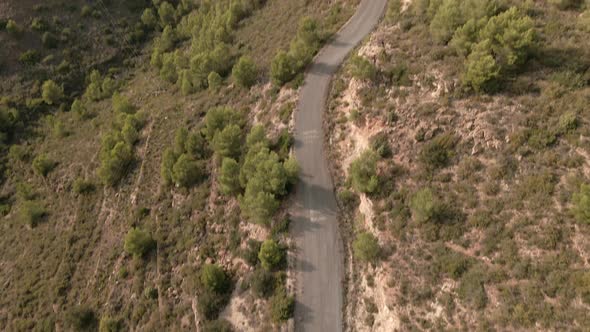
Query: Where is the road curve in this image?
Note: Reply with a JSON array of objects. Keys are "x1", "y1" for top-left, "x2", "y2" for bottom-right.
[{"x1": 291, "y1": 0, "x2": 387, "y2": 331}]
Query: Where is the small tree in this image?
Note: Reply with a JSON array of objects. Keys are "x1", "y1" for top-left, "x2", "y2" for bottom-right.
[
  {"x1": 112, "y1": 93, "x2": 136, "y2": 114},
  {"x1": 240, "y1": 178, "x2": 279, "y2": 225},
  {"x1": 250, "y1": 268, "x2": 275, "y2": 298},
  {"x1": 20, "y1": 200, "x2": 47, "y2": 228},
  {"x1": 172, "y1": 154, "x2": 203, "y2": 188},
  {"x1": 353, "y1": 232, "x2": 380, "y2": 263},
  {"x1": 99, "y1": 315, "x2": 121, "y2": 332},
  {"x1": 269, "y1": 287, "x2": 295, "y2": 323},
  {"x1": 349, "y1": 150, "x2": 379, "y2": 194},
  {"x1": 212, "y1": 124, "x2": 242, "y2": 159},
  {"x1": 41, "y1": 80, "x2": 63, "y2": 105},
  {"x1": 245, "y1": 124, "x2": 268, "y2": 148},
  {"x1": 208, "y1": 71, "x2": 223, "y2": 91},
  {"x1": 410, "y1": 187, "x2": 441, "y2": 223},
  {"x1": 258, "y1": 239, "x2": 283, "y2": 271},
  {"x1": 141, "y1": 8, "x2": 158, "y2": 30},
  {"x1": 200, "y1": 264, "x2": 230, "y2": 293},
  {"x1": 121, "y1": 120, "x2": 139, "y2": 145},
  {"x1": 349, "y1": 55, "x2": 377, "y2": 81},
  {"x1": 158, "y1": 1, "x2": 176, "y2": 27},
  {"x1": 66, "y1": 306, "x2": 97, "y2": 331},
  {"x1": 232, "y1": 56, "x2": 258, "y2": 88},
  {"x1": 32, "y1": 154, "x2": 55, "y2": 177},
  {"x1": 124, "y1": 228, "x2": 155, "y2": 258},
  {"x1": 271, "y1": 51, "x2": 297, "y2": 86},
  {"x1": 572, "y1": 184, "x2": 590, "y2": 224},
  {"x1": 219, "y1": 158, "x2": 241, "y2": 195},
  {"x1": 462, "y1": 42, "x2": 499, "y2": 92},
  {"x1": 283, "y1": 156, "x2": 300, "y2": 185}
]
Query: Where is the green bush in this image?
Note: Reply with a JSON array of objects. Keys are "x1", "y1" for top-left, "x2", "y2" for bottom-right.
[
  {"x1": 462, "y1": 40, "x2": 500, "y2": 92},
  {"x1": 112, "y1": 93, "x2": 136, "y2": 114},
  {"x1": 349, "y1": 150, "x2": 379, "y2": 194},
  {"x1": 219, "y1": 158, "x2": 241, "y2": 195},
  {"x1": 271, "y1": 51, "x2": 297, "y2": 86},
  {"x1": 202, "y1": 319, "x2": 234, "y2": 332},
  {"x1": 124, "y1": 228, "x2": 155, "y2": 258},
  {"x1": 246, "y1": 125, "x2": 269, "y2": 149},
  {"x1": 171, "y1": 154, "x2": 204, "y2": 188},
  {"x1": 32, "y1": 154, "x2": 55, "y2": 177},
  {"x1": 269, "y1": 287, "x2": 295, "y2": 323},
  {"x1": 200, "y1": 264, "x2": 230, "y2": 294},
  {"x1": 141, "y1": 8, "x2": 158, "y2": 30},
  {"x1": 458, "y1": 267, "x2": 488, "y2": 309},
  {"x1": 369, "y1": 132, "x2": 392, "y2": 158},
  {"x1": 240, "y1": 178, "x2": 280, "y2": 225},
  {"x1": 250, "y1": 268, "x2": 276, "y2": 298},
  {"x1": 208, "y1": 71, "x2": 223, "y2": 91},
  {"x1": 6, "y1": 19, "x2": 20, "y2": 35},
  {"x1": 41, "y1": 80, "x2": 63, "y2": 105},
  {"x1": 198, "y1": 289, "x2": 229, "y2": 321},
  {"x1": 410, "y1": 188, "x2": 441, "y2": 223},
  {"x1": 232, "y1": 56, "x2": 258, "y2": 88},
  {"x1": 242, "y1": 239, "x2": 261, "y2": 266},
  {"x1": 349, "y1": 55, "x2": 377, "y2": 81},
  {"x1": 19, "y1": 50, "x2": 40, "y2": 66},
  {"x1": 258, "y1": 239, "x2": 284, "y2": 271},
  {"x1": 99, "y1": 315, "x2": 122, "y2": 332},
  {"x1": 212, "y1": 124, "x2": 242, "y2": 159},
  {"x1": 41, "y1": 32, "x2": 58, "y2": 48},
  {"x1": 66, "y1": 306, "x2": 97, "y2": 331},
  {"x1": 419, "y1": 133, "x2": 457, "y2": 170},
  {"x1": 353, "y1": 232, "x2": 380, "y2": 263},
  {"x1": 19, "y1": 200, "x2": 47, "y2": 228},
  {"x1": 73, "y1": 177, "x2": 95, "y2": 195},
  {"x1": 572, "y1": 184, "x2": 590, "y2": 224},
  {"x1": 98, "y1": 142, "x2": 134, "y2": 186}
]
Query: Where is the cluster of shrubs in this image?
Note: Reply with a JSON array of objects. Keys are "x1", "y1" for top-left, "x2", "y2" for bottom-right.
[
  {"x1": 418, "y1": 0, "x2": 537, "y2": 91},
  {"x1": 161, "y1": 127, "x2": 209, "y2": 188},
  {"x1": 270, "y1": 17, "x2": 323, "y2": 86},
  {"x1": 98, "y1": 94, "x2": 146, "y2": 186},
  {"x1": 243, "y1": 237, "x2": 294, "y2": 322},
  {"x1": 149, "y1": 0, "x2": 264, "y2": 93}
]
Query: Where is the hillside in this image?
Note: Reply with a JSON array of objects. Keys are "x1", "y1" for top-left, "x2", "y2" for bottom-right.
[
  {"x1": 0, "y1": 0, "x2": 358, "y2": 331},
  {"x1": 327, "y1": 0, "x2": 590, "y2": 331}
]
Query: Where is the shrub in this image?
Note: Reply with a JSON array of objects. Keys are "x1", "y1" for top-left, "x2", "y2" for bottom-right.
[
  {"x1": 250, "y1": 268, "x2": 276, "y2": 298},
  {"x1": 112, "y1": 93, "x2": 135, "y2": 114},
  {"x1": 369, "y1": 132, "x2": 392, "y2": 157},
  {"x1": 572, "y1": 184, "x2": 590, "y2": 224},
  {"x1": 410, "y1": 188, "x2": 441, "y2": 223},
  {"x1": 232, "y1": 56, "x2": 258, "y2": 88},
  {"x1": 212, "y1": 124, "x2": 242, "y2": 159},
  {"x1": 349, "y1": 55, "x2": 377, "y2": 81},
  {"x1": 198, "y1": 289, "x2": 229, "y2": 321},
  {"x1": 141, "y1": 8, "x2": 158, "y2": 30},
  {"x1": 171, "y1": 154, "x2": 204, "y2": 188},
  {"x1": 32, "y1": 154, "x2": 55, "y2": 177},
  {"x1": 353, "y1": 232, "x2": 380, "y2": 263},
  {"x1": 19, "y1": 50, "x2": 40, "y2": 66},
  {"x1": 219, "y1": 158, "x2": 241, "y2": 195},
  {"x1": 99, "y1": 315, "x2": 122, "y2": 332},
  {"x1": 349, "y1": 150, "x2": 379, "y2": 194},
  {"x1": 283, "y1": 156, "x2": 300, "y2": 185},
  {"x1": 242, "y1": 239, "x2": 262, "y2": 266},
  {"x1": 73, "y1": 177, "x2": 95, "y2": 195},
  {"x1": 200, "y1": 264, "x2": 230, "y2": 294},
  {"x1": 66, "y1": 306, "x2": 97, "y2": 331},
  {"x1": 208, "y1": 71, "x2": 223, "y2": 91},
  {"x1": 269, "y1": 287, "x2": 295, "y2": 322},
  {"x1": 19, "y1": 201, "x2": 47, "y2": 228},
  {"x1": 258, "y1": 239, "x2": 284, "y2": 271},
  {"x1": 124, "y1": 228, "x2": 155, "y2": 258},
  {"x1": 429, "y1": 0, "x2": 463, "y2": 43},
  {"x1": 121, "y1": 120, "x2": 139, "y2": 145},
  {"x1": 462, "y1": 40, "x2": 500, "y2": 92},
  {"x1": 240, "y1": 179, "x2": 280, "y2": 225},
  {"x1": 458, "y1": 268, "x2": 488, "y2": 309},
  {"x1": 81, "y1": 5, "x2": 92, "y2": 17},
  {"x1": 41, "y1": 80, "x2": 63, "y2": 105},
  {"x1": 158, "y1": 1, "x2": 176, "y2": 26},
  {"x1": 202, "y1": 319, "x2": 234, "y2": 332},
  {"x1": 6, "y1": 19, "x2": 20, "y2": 35},
  {"x1": 41, "y1": 32, "x2": 58, "y2": 48},
  {"x1": 99, "y1": 142, "x2": 134, "y2": 186},
  {"x1": 419, "y1": 133, "x2": 457, "y2": 170},
  {"x1": 271, "y1": 51, "x2": 297, "y2": 86},
  {"x1": 246, "y1": 125, "x2": 269, "y2": 148}
]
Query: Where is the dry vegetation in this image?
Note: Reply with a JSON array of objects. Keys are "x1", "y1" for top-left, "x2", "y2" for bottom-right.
[
  {"x1": 327, "y1": 0, "x2": 590, "y2": 330},
  {"x1": 0, "y1": 0, "x2": 358, "y2": 331}
]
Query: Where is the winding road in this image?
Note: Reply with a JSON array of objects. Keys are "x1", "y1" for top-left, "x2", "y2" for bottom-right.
[{"x1": 291, "y1": 0, "x2": 387, "y2": 331}]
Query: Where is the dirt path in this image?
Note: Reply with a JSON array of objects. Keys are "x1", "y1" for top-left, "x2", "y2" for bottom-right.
[{"x1": 291, "y1": 1, "x2": 387, "y2": 330}]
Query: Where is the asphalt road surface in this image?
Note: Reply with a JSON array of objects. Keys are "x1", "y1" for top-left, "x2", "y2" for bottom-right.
[{"x1": 291, "y1": 0, "x2": 388, "y2": 331}]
